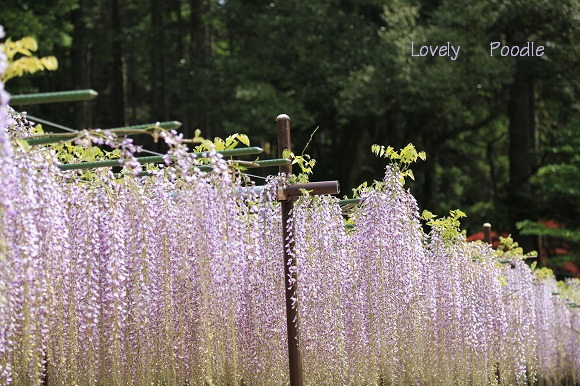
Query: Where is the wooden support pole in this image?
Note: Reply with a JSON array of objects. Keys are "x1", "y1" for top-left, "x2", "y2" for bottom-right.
[
  {"x1": 277, "y1": 114, "x2": 304, "y2": 386},
  {"x1": 483, "y1": 223, "x2": 492, "y2": 245},
  {"x1": 276, "y1": 114, "x2": 340, "y2": 385}
]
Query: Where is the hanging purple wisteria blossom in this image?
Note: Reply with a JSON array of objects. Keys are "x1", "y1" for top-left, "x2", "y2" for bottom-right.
[{"x1": 0, "y1": 79, "x2": 579, "y2": 383}]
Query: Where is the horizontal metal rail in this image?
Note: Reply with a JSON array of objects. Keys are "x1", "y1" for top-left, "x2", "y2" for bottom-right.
[
  {"x1": 25, "y1": 121, "x2": 182, "y2": 146},
  {"x1": 58, "y1": 147, "x2": 265, "y2": 171},
  {"x1": 10, "y1": 89, "x2": 99, "y2": 105},
  {"x1": 197, "y1": 157, "x2": 289, "y2": 171},
  {"x1": 137, "y1": 157, "x2": 289, "y2": 175},
  {"x1": 242, "y1": 158, "x2": 290, "y2": 168},
  {"x1": 338, "y1": 198, "x2": 360, "y2": 206}
]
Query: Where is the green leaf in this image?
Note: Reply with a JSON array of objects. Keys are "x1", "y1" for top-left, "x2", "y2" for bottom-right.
[
  {"x1": 213, "y1": 138, "x2": 225, "y2": 151},
  {"x1": 15, "y1": 139, "x2": 31, "y2": 152},
  {"x1": 421, "y1": 210, "x2": 437, "y2": 221},
  {"x1": 31, "y1": 124, "x2": 44, "y2": 135},
  {"x1": 498, "y1": 276, "x2": 507, "y2": 287},
  {"x1": 238, "y1": 134, "x2": 250, "y2": 147}
]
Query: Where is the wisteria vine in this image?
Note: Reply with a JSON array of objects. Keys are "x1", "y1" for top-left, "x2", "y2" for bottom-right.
[{"x1": 1, "y1": 41, "x2": 580, "y2": 386}]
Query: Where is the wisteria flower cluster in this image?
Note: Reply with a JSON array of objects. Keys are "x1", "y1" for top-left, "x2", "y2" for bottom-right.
[
  {"x1": 289, "y1": 167, "x2": 580, "y2": 385},
  {"x1": 0, "y1": 103, "x2": 292, "y2": 385},
  {"x1": 1, "y1": 55, "x2": 579, "y2": 386}
]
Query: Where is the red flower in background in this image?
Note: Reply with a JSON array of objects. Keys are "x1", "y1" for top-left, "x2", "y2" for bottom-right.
[{"x1": 468, "y1": 221, "x2": 579, "y2": 278}]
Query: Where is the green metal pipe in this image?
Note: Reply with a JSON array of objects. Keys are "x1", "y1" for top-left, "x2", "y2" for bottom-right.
[
  {"x1": 246, "y1": 158, "x2": 291, "y2": 168},
  {"x1": 59, "y1": 156, "x2": 164, "y2": 171},
  {"x1": 108, "y1": 121, "x2": 181, "y2": 132},
  {"x1": 338, "y1": 198, "x2": 360, "y2": 206},
  {"x1": 134, "y1": 158, "x2": 292, "y2": 177},
  {"x1": 10, "y1": 89, "x2": 99, "y2": 105},
  {"x1": 58, "y1": 147, "x2": 265, "y2": 171},
  {"x1": 25, "y1": 121, "x2": 182, "y2": 146},
  {"x1": 211, "y1": 147, "x2": 264, "y2": 157},
  {"x1": 188, "y1": 157, "x2": 290, "y2": 172},
  {"x1": 135, "y1": 157, "x2": 289, "y2": 176}
]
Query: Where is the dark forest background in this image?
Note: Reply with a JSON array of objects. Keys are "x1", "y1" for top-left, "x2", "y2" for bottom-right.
[{"x1": 2, "y1": 0, "x2": 580, "y2": 277}]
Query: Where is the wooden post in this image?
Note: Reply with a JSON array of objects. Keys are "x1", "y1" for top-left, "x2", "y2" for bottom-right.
[
  {"x1": 276, "y1": 114, "x2": 340, "y2": 385},
  {"x1": 483, "y1": 223, "x2": 492, "y2": 245},
  {"x1": 277, "y1": 114, "x2": 303, "y2": 386},
  {"x1": 277, "y1": 181, "x2": 340, "y2": 201}
]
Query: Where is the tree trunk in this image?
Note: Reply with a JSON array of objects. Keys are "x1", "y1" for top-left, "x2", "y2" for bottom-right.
[
  {"x1": 188, "y1": 0, "x2": 207, "y2": 138},
  {"x1": 422, "y1": 153, "x2": 437, "y2": 212},
  {"x1": 508, "y1": 65, "x2": 535, "y2": 252},
  {"x1": 173, "y1": 0, "x2": 185, "y2": 122},
  {"x1": 150, "y1": 0, "x2": 163, "y2": 121},
  {"x1": 346, "y1": 117, "x2": 377, "y2": 191},
  {"x1": 111, "y1": 0, "x2": 127, "y2": 126},
  {"x1": 71, "y1": 0, "x2": 92, "y2": 129},
  {"x1": 189, "y1": 0, "x2": 205, "y2": 67}
]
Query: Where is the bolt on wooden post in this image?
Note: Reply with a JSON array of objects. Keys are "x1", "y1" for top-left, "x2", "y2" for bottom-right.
[{"x1": 276, "y1": 114, "x2": 339, "y2": 386}]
